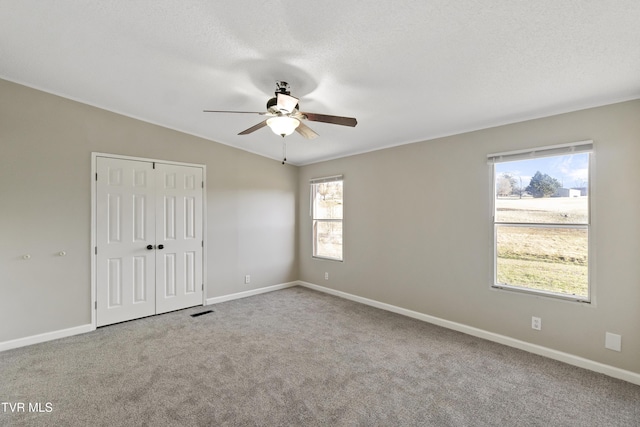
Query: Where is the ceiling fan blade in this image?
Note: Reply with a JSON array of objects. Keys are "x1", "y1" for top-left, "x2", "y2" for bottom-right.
[
  {"x1": 203, "y1": 110, "x2": 265, "y2": 114},
  {"x1": 295, "y1": 121, "x2": 319, "y2": 140},
  {"x1": 238, "y1": 120, "x2": 268, "y2": 135},
  {"x1": 301, "y1": 112, "x2": 357, "y2": 127},
  {"x1": 276, "y1": 94, "x2": 299, "y2": 113}
]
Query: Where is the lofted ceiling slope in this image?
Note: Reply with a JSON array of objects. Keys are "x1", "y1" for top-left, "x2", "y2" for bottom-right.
[{"x1": 1, "y1": 1, "x2": 640, "y2": 165}]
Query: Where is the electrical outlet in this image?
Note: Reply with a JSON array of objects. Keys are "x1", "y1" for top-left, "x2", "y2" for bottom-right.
[
  {"x1": 244, "y1": 275, "x2": 250, "y2": 284},
  {"x1": 324, "y1": 272, "x2": 329, "y2": 280},
  {"x1": 605, "y1": 332, "x2": 621, "y2": 352},
  {"x1": 531, "y1": 316, "x2": 542, "y2": 331}
]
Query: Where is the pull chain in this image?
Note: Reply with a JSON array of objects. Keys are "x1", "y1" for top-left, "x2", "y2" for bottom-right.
[{"x1": 282, "y1": 141, "x2": 287, "y2": 165}]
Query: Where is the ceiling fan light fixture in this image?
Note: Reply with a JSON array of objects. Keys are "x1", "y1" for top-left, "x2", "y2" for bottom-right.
[{"x1": 267, "y1": 116, "x2": 300, "y2": 137}]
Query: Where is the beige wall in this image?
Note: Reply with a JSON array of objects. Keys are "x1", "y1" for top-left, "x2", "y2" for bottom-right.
[
  {"x1": 299, "y1": 100, "x2": 640, "y2": 374},
  {"x1": 3, "y1": 77, "x2": 639, "y2": 376},
  {"x1": 0, "y1": 79, "x2": 298, "y2": 342}
]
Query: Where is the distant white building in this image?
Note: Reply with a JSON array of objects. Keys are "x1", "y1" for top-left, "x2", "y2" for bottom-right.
[
  {"x1": 553, "y1": 188, "x2": 581, "y2": 197},
  {"x1": 574, "y1": 187, "x2": 588, "y2": 196}
]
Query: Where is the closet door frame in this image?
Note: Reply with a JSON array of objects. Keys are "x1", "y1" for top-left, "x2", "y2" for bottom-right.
[{"x1": 91, "y1": 152, "x2": 207, "y2": 328}]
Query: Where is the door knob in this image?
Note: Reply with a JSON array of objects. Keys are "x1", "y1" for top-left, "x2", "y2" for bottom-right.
[
  {"x1": 146, "y1": 245, "x2": 154, "y2": 250},
  {"x1": 157, "y1": 244, "x2": 164, "y2": 250}
]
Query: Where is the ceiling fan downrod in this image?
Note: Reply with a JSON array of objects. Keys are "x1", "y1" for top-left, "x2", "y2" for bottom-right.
[{"x1": 275, "y1": 81, "x2": 290, "y2": 95}]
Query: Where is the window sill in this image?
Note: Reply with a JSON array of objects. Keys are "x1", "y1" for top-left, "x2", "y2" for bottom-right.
[
  {"x1": 312, "y1": 256, "x2": 343, "y2": 262},
  {"x1": 491, "y1": 284, "x2": 590, "y2": 303}
]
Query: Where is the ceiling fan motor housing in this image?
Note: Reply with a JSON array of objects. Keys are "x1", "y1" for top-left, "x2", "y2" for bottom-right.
[
  {"x1": 266, "y1": 97, "x2": 278, "y2": 110},
  {"x1": 267, "y1": 96, "x2": 299, "y2": 113}
]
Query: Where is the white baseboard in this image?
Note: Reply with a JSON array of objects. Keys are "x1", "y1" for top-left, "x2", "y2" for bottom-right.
[
  {"x1": 1, "y1": 282, "x2": 298, "y2": 353},
  {"x1": 0, "y1": 324, "x2": 95, "y2": 353},
  {"x1": 206, "y1": 281, "x2": 298, "y2": 305},
  {"x1": 298, "y1": 281, "x2": 640, "y2": 386}
]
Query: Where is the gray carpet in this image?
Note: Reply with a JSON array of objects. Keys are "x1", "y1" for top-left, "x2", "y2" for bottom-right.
[{"x1": 1, "y1": 286, "x2": 639, "y2": 426}]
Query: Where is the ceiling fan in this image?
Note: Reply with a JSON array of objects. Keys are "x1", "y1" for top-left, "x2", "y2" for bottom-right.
[{"x1": 203, "y1": 81, "x2": 357, "y2": 140}]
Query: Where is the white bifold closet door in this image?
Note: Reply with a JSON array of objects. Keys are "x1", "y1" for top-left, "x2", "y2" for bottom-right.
[{"x1": 96, "y1": 157, "x2": 203, "y2": 327}]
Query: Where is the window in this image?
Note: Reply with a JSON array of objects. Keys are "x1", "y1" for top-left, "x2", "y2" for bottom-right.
[
  {"x1": 488, "y1": 141, "x2": 592, "y2": 301},
  {"x1": 311, "y1": 175, "x2": 343, "y2": 261}
]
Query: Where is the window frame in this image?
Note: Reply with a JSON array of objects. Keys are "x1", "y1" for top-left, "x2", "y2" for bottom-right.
[
  {"x1": 310, "y1": 175, "x2": 344, "y2": 262},
  {"x1": 488, "y1": 141, "x2": 593, "y2": 303}
]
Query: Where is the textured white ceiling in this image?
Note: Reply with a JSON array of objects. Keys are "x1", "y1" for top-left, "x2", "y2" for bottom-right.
[{"x1": 2, "y1": 1, "x2": 639, "y2": 165}]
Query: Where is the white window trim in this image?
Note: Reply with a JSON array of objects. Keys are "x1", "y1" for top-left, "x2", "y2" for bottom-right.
[
  {"x1": 487, "y1": 140, "x2": 593, "y2": 164},
  {"x1": 310, "y1": 175, "x2": 344, "y2": 262},
  {"x1": 489, "y1": 141, "x2": 593, "y2": 303}
]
